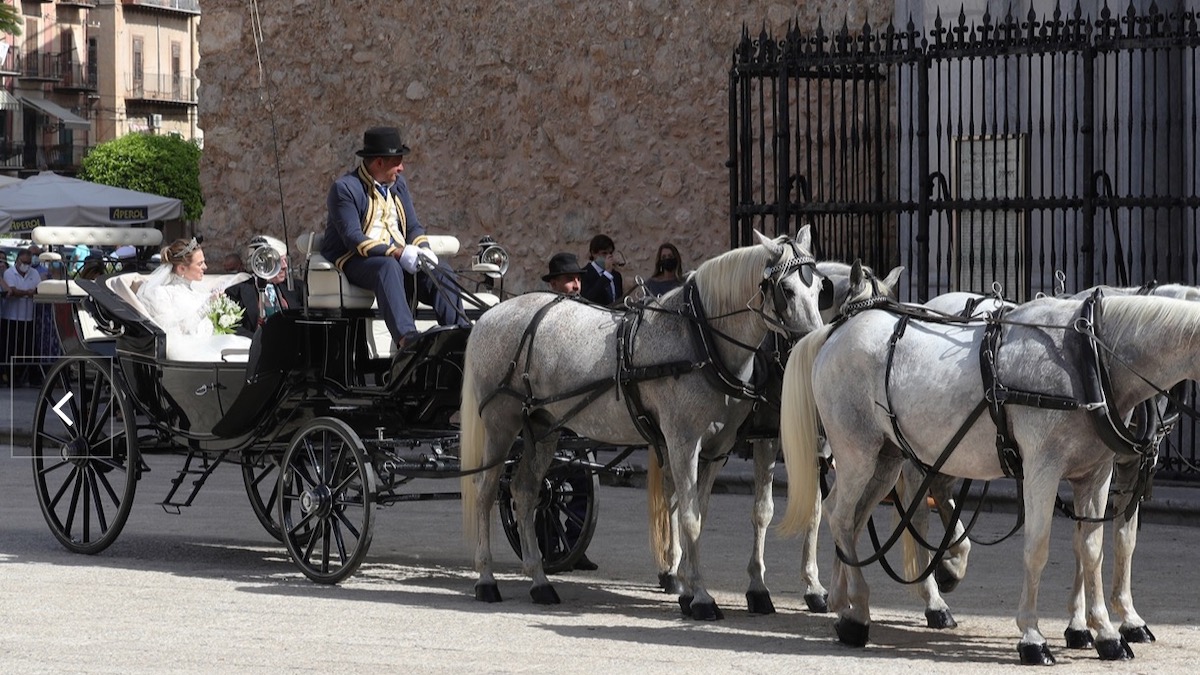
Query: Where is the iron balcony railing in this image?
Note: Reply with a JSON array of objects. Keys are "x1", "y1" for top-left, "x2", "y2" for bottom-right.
[
  {"x1": 55, "y1": 60, "x2": 98, "y2": 92},
  {"x1": 125, "y1": 73, "x2": 197, "y2": 104},
  {"x1": 121, "y1": 0, "x2": 201, "y2": 14}
]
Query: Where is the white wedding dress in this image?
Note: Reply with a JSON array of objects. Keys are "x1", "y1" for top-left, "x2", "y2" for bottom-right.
[{"x1": 135, "y1": 266, "x2": 252, "y2": 362}]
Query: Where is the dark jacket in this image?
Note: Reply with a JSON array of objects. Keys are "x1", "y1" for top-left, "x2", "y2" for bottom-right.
[
  {"x1": 323, "y1": 165, "x2": 431, "y2": 269},
  {"x1": 225, "y1": 278, "x2": 305, "y2": 338},
  {"x1": 581, "y1": 261, "x2": 624, "y2": 306}
]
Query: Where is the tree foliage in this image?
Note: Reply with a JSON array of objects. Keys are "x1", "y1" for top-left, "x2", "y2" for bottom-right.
[
  {"x1": 80, "y1": 133, "x2": 204, "y2": 221},
  {"x1": 1, "y1": 3, "x2": 20, "y2": 36}
]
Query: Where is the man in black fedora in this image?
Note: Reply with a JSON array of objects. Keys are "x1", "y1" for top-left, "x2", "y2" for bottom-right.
[
  {"x1": 323, "y1": 126, "x2": 468, "y2": 352},
  {"x1": 542, "y1": 252, "x2": 583, "y2": 296}
]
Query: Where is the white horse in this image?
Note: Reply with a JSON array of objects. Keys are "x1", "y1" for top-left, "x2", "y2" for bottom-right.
[
  {"x1": 780, "y1": 292, "x2": 1192, "y2": 664},
  {"x1": 460, "y1": 228, "x2": 825, "y2": 618},
  {"x1": 646, "y1": 259, "x2": 903, "y2": 615},
  {"x1": 895, "y1": 284, "x2": 1200, "y2": 647}
]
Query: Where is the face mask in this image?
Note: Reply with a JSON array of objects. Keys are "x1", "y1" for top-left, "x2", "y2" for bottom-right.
[
  {"x1": 594, "y1": 255, "x2": 607, "y2": 267},
  {"x1": 16, "y1": 262, "x2": 30, "y2": 274},
  {"x1": 660, "y1": 258, "x2": 679, "y2": 272}
]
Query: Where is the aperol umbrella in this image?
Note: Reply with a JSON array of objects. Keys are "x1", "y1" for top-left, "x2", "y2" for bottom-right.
[{"x1": 0, "y1": 171, "x2": 182, "y2": 235}]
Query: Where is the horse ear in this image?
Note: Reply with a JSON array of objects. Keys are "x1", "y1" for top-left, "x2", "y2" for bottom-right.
[
  {"x1": 753, "y1": 229, "x2": 784, "y2": 256},
  {"x1": 850, "y1": 258, "x2": 864, "y2": 286},
  {"x1": 881, "y1": 266, "x2": 905, "y2": 297},
  {"x1": 794, "y1": 224, "x2": 812, "y2": 252}
]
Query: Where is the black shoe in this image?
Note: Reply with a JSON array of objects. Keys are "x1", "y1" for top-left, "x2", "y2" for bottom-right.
[
  {"x1": 573, "y1": 555, "x2": 598, "y2": 571},
  {"x1": 395, "y1": 330, "x2": 422, "y2": 353}
]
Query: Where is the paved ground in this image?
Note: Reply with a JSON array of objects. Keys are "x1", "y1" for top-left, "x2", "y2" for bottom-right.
[{"x1": 4, "y1": 385, "x2": 1200, "y2": 672}]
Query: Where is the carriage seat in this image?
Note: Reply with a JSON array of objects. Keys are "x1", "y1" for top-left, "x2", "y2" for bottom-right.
[
  {"x1": 105, "y1": 272, "x2": 253, "y2": 363},
  {"x1": 295, "y1": 231, "x2": 461, "y2": 309}
]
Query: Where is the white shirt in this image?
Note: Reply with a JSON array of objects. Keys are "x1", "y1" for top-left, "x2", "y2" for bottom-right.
[{"x1": 2, "y1": 265, "x2": 40, "y2": 322}]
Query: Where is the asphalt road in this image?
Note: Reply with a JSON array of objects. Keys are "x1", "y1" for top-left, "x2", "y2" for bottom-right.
[{"x1": 2, "y1": 445, "x2": 1200, "y2": 673}]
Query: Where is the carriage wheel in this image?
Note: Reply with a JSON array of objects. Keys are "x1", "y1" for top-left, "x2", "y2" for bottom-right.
[
  {"x1": 243, "y1": 452, "x2": 284, "y2": 542},
  {"x1": 279, "y1": 418, "x2": 376, "y2": 584},
  {"x1": 499, "y1": 446, "x2": 599, "y2": 574},
  {"x1": 31, "y1": 356, "x2": 138, "y2": 555}
]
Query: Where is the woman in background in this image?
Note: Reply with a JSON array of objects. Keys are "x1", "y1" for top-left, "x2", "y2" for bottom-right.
[{"x1": 642, "y1": 242, "x2": 684, "y2": 297}]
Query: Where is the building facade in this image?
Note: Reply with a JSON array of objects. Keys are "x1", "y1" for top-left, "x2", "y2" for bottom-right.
[{"x1": 0, "y1": 0, "x2": 199, "y2": 177}]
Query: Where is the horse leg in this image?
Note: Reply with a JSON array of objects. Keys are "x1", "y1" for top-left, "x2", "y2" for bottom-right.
[
  {"x1": 510, "y1": 426, "x2": 562, "y2": 605},
  {"x1": 799, "y1": 478, "x2": 830, "y2": 613},
  {"x1": 648, "y1": 454, "x2": 684, "y2": 594},
  {"x1": 670, "y1": 442, "x2": 723, "y2": 621},
  {"x1": 1070, "y1": 468, "x2": 1134, "y2": 661},
  {"x1": 1110, "y1": 460, "x2": 1153, "y2": 643},
  {"x1": 471, "y1": 439, "x2": 508, "y2": 603},
  {"x1": 929, "y1": 473, "x2": 971, "y2": 593},
  {"x1": 894, "y1": 463, "x2": 956, "y2": 629},
  {"x1": 745, "y1": 439, "x2": 777, "y2": 615},
  {"x1": 827, "y1": 445, "x2": 903, "y2": 647}
]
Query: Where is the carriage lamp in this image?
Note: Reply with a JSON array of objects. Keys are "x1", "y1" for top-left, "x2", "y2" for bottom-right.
[{"x1": 472, "y1": 236, "x2": 509, "y2": 279}]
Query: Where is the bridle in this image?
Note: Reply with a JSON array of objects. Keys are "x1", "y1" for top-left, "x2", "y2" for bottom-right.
[{"x1": 755, "y1": 239, "x2": 826, "y2": 333}]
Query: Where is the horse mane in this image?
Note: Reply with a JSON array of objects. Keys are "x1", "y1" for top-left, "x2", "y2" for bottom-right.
[
  {"x1": 692, "y1": 237, "x2": 786, "y2": 315},
  {"x1": 1103, "y1": 294, "x2": 1200, "y2": 347}
]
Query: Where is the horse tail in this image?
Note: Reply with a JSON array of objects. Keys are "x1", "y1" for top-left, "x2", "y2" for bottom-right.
[
  {"x1": 646, "y1": 447, "x2": 671, "y2": 570},
  {"x1": 778, "y1": 324, "x2": 835, "y2": 538},
  {"x1": 896, "y1": 471, "x2": 922, "y2": 581},
  {"x1": 460, "y1": 349, "x2": 485, "y2": 547}
]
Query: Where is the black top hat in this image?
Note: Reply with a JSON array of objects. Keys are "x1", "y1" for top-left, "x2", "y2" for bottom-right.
[
  {"x1": 356, "y1": 126, "x2": 411, "y2": 158},
  {"x1": 542, "y1": 252, "x2": 584, "y2": 281}
]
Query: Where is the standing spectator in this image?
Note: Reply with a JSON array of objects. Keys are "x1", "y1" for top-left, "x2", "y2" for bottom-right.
[
  {"x1": 580, "y1": 234, "x2": 624, "y2": 306},
  {"x1": 0, "y1": 258, "x2": 8, "y2": 384},
  {"x1": 27, "y1": 245, "x2": 49, "y2": 280},
  {"x1": 642, "y1": 242, "x2": 685, "y2": 297},
  {"x1": 2, "y1": 249, "x2": 43, "y2": 386}
]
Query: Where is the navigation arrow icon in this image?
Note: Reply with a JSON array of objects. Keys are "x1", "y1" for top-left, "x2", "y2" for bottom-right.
[{"x1": 52, "y1": 393, "x2": 74, "y2": 427}]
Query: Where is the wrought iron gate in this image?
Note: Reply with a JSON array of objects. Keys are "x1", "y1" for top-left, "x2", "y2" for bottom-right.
[{"x1": 729, "y1": 1, "x2": 1200, "y2": 479}]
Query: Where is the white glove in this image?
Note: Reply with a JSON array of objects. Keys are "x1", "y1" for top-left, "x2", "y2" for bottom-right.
[
  {"x1": 399, "y1": 245, "x2": 421, "y2": 274},
  {"x1": 416, "y1": 246, "x2": 439, "y2": 268}
]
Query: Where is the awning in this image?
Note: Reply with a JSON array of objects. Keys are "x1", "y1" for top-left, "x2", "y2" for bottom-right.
[
  {"x1": 0, "y1": 89, "x2": 19, "y2": 111},
  {"x1": 17, "y1": 93, "x2": 91, "y2": 130}
]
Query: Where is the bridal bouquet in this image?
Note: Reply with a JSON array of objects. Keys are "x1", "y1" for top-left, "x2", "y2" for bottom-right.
[{"x1": 207, "y1": 294, "x2": 245, "y2": 335}]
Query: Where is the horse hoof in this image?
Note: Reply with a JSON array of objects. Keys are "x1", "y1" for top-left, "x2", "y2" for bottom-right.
[
  {"x1": 1121, "y1": 624, "x2": 1156, "y2": 643},
  {"x1": 834, "y1": 617, "x2": 869, "y2": 647},
  {"x1": 1063, "y1": 628, "x2": 1094, "y2": 649},
  {"x1": 529, "y1": 584, "x2": 561, "y2": 605},
  {"x1": 659, "y1": 572, "x2": 684, "y2": 595},
  {"x1": 746, "y1": 590, "x2": 776, "y2": 615},
  {"x1": 925, "y1": 608, "x2": 957, "y2": 629},
  {"x1": 678, "y1": 594, "x2": 693, "y2": 617},
  {"x1": 934, "y1": 564, "x2": 961, "y2": 594},
  {"x1": 1095, "y1": 638, "x2": 1134, "y2": 661},
  {"x1": 804, "y1": 592, "x2": 829, "y2": 613},
  {"x1": 689, "y1": 600, "x2": 723, "y2": 621},
  {"x1": 474, "y1": 583, "x2": 502, "y2": 603},
  {"x1": 1017, "y1": 642, "x2": 1056, "y2": 665}
]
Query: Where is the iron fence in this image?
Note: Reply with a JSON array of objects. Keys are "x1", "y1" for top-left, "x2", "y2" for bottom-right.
[{"x1": 729, "y1": 1, "x2": 1200, "y2": 479}]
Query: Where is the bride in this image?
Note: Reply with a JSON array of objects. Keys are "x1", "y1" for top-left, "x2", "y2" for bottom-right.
[{"x1": 137, "y1": 237, "x2": 220, "y2": 336}]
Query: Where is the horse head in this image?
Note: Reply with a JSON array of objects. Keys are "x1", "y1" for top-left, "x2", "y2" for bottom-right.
[
  {"x1": 752, "y1": 225, "x2": 825, "y2": 336},
  {"x1": 840, "y1": 259, "x2": 904, "y2": 316}
]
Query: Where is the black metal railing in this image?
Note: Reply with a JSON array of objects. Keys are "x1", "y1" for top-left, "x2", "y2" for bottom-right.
[
  {"x1": 126, "y1": 73, "x2": 197, "y2": 104},
  {"x1": 20, "y1": 52, "x2": 61, "y2": 81},
  {"x1": 54, "y1": 60, "x2": 97, "y2": 92},
  {"x1": 121, "y1": 0, "x2": 200, "y2": 15},
  {"x1": 729, "y1": 1, "x2": 1200, "y2": 479}
]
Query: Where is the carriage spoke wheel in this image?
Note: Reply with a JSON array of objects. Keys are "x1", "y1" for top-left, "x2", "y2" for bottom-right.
[
  {"x1": 499, "y1": 446, "x2": 599, "y2": 574},
  {"x1": 31, "y1": 356, "x2": 138, "y2": 555},
  {"x1": 243, "y1": 452, "x2": 285, "y2": 542},
  {"x1": 279, "y1": 418, "x2": 376, "y2": 584}
]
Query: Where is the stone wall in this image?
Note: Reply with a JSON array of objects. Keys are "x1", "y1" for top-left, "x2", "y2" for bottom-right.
[{"x1": 198, "y1": 0, "x2": 889, "y2": 293}]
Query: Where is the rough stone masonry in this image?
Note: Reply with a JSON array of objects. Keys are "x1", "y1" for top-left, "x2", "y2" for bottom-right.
[{"x1": 197, "y1": 0, "x2": 888, "y2": 293}]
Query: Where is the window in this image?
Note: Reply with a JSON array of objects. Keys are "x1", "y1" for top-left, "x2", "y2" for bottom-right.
[
  {"x1": 132, "y1": 36, "x2": 144, "y2": 96},
  {"x1": 171, "y1": 41, "x2": 181, "y2": 99}
]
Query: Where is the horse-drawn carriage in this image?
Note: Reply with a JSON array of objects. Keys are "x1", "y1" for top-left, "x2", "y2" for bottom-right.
[{"x1": 26, "y1": 225, "x2": 618, "y2": 583}]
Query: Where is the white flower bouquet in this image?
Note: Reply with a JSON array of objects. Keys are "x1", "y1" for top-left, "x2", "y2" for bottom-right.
[{"x1": 207, "y1": 294, "x2": 245, "y2": 335}]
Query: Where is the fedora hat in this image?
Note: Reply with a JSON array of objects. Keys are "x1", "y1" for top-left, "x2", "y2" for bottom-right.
[
  {"x1": 356, "y1": 126, "x2": 411, "y2": 158},
  {"x1": 542, "y1": 252, "x2": 584, "y2": 281}
]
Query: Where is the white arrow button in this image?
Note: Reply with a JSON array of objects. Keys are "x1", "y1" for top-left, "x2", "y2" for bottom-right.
[{"x1": 52, "y1": 393, "x2": 74, "y2": 427}]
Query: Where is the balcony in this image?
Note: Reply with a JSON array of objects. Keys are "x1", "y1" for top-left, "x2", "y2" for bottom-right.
[
  {"x1": 121, "y1": 0, "x2": 201, "y2": 15},
  {"x1": 0, "y1": 49, "x2": 18, "y2": 77},
  {"x1": 54, "y1": 60, "x2": 98, "y2": 93},
  {"x1": 125, "y1": 73, "x2": 197, "y2": 105},
  {"x1": 58, "y1": 1, "x2": 99, "y2": 7},
  {"x1": 20, "y1": 52, "x2": 62, "y2": 83},
  {"x1": 0, "y1": 141, "x2": 91, "y2": 172}
]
